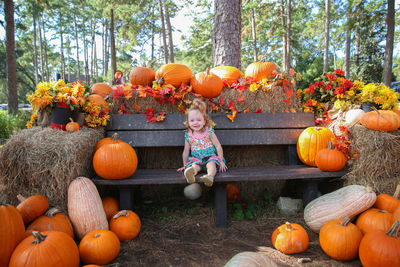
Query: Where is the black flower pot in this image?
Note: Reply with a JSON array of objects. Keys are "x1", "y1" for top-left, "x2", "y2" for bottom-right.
[{"x1": 51, "y1": 102, "x2": 72, "y2": 130}]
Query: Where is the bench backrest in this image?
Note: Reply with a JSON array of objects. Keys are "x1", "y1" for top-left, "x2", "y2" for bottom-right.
[{"x1": 106, "y1": 113, "x2": 315, "y2": 147}]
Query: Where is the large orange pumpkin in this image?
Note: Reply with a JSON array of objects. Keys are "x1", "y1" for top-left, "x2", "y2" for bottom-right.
[
  {"x1": 359, "y1": 220, "x2": 400, "y2": 267},
  {"x1": 245, "y1": 60, "x2": 276, "y2": 81},
  {"x1": 155, "y1": 63, "x2": 192, "y2": 87},
  {"x1": 102, "y1": 196, "x2": 120, "y2": 221},
  {"x1": 94, "y1": 133, "x2": 122, "y2": 153},
  {"x1": 27, "y1": 207, "x2": 74, "y2": 238},
  {"x1": 9, "y1": 231, "x2": 80, "y2": 267},
  {"x1": 79, "y1": 229, "x2": 120, "y2": 265},
  {"x1": 0, "y1": 204, "x2": 25, "y2": 267},
  {"x1": 210, "y1": 66, "x2": 243, "y2": 87},
  {"x1": 90, "y1": 83, "x2": 113, "y2": 98},
  {"x1": 191, "y1": 68, "x2": 224, "y2": 98},
  {"x1": 271, "y1": 222, "x2": 309, "y2": 254},
  {"x1": 16, "y1": 194, "x2": 49, "y2": 224},
  {"x1": 110, "y1": 210, "x2": 141, "y2": 241},
  {"x1": 375, "y1": 184, "x2": 400, "y2": 213},
  {"x1": 88, "y1": 94, "x2": 110, "y2": 112},
  {"x1": 93, "y1": 134, "x2": 138, "y2": 179},
  {"x1": 356, "y1": 208, "x2": 393, "y2": 235},
  {"x1": 315, "y1": 142, "x2": 347, "y2": 171},
  {"x1": 129, "y1": 66, "x2": 155, "y2": 86},
  {"x1": 360, "y1": 109, "x2": 400, "y2": 131},
  {"x1": 297, "y1": 126, "x2": 336, "y2": 167},
  {"x1": 319, "y1": 218, "x2": 362, "y2": 261}
]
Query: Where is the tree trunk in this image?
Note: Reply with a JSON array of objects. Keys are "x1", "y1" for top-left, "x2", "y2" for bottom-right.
[
  {"x1": 280, "y1": 0, "x2": 287, "y2": 71},
  {"x1": 73, "y1": 14, "x2": 81, "y2": 79},
  {"x1": 345, "y1": 2, "x2": 352, "y2": 78},
  {"x1": 286, "y1": 0, "x2": 291, "y2": 71},
  {"x1": 4, "y1": 0, "x2": 18, "y2": 113},
  {"x1": 158, "y1": 0, "x2": 169, "y2": 64},
  {"x1": 33, "y1": 16, "x2": 39, "y2": 85},
  {"x1": 332, "y1": 44, "x2": 337, "y2": 69},
  {"x1": 323, "y1": 0, "x2": 330, "y2": 73},
  {"x1": 84, "y1": 35, "x2": 89, "y2": 84},
  {"x1": 102, "y1": 19, "x2": 108, "y2": 77},
  {"x1": 38, "y1": 16, "x2": 44, "y2": 81},
  {"x1": 110, "y1": 8, "x2": 117, "y2": 84},
  {"x1": 251, "y1": 8, "x2": 257, "y2": 61},
  {"x1": 164, "y1": 0, "x2": 174, "y2": 63},
  {"x1": 354, "y1": 2, "x2": 361, "y2": 67},
  {"x1": 212, "y1": 0, "x2": 242, "y2": 68},
  {"x1": 383, "y1": 0, "x2": 395, "y2": 86},
  {"x1": 42, "y1": 19, "x2": 49, "y2": 81},
  {"x1": 60, "y1": 16, "x2": 65, "y2": 81}
]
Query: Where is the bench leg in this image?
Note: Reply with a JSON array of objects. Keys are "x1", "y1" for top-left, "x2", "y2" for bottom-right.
[
  {"x1": 215, "y1": 183, "x2": 227, "y2": 228},
  {"x1": 119, "y1": 188, "x2": 133, "y2": 210},
  {"x1": 303, "y1": 181, "x2": 320, "y2": 206}
]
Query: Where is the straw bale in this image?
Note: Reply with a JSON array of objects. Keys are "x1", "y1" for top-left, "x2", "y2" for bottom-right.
[
  {"x1": 342, "y1": 124, "x2": 400, "y2": 194},
  {"x1": 0, "y1": 126, "x2": 105, "y2": 211}
]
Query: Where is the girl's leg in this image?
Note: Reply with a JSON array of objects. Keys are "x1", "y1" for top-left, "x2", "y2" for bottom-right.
[
  {"x1": 184, "y1": 163, "x2": 201, "y2": 184},
  {"x1": 202, "y1": 162, "x2": 216, "y2": 187}
]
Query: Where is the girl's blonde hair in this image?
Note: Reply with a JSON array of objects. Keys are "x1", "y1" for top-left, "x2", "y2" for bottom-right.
[{"x1": 184, "y1": 98, "x2": 213, "y2": 129}]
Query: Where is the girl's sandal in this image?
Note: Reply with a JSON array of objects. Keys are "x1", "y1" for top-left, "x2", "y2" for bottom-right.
[
  {"x1": 201, "y1": 175, "x2": 214, "y2": 187},
  {"x1": 184, "y1": 166, "x2": 196, "y2": 184}
]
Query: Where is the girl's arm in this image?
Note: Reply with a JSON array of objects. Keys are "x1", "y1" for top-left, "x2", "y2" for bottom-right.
[
  {"x1": 177, "y1": 141, "x2": 190, "y2": 171},
  {"x1": 211, "y1": 132, "x2": 228, "y2": 172}
]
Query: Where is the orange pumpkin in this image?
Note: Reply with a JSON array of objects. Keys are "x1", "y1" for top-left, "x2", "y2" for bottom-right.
[
  {"x1": 319, "y1": 218, "x2": 362, "y2": 261},
  {"x1": 90, "y1": 83, "x2": 113, "y2": 98},
  {"x1": 88, "y1": 94, "x2": 110, "y2": 112},
  {"x1": 356, "y1": 208, "x2": 393, "y2": 235},
  {"x1": 191, "y1": 68, "x2": 224, "y2": 98},
  {"x1": 271, "y1": 222, "x2": 309, "y2": 254},
  {"x1": 245, "y1": 60, "x2": 276, "y2": 81},
  {"x1": 226, "y1": 184, "x2": 240, "y2": 202},
  {"x1": 129, "y1": 66, "x2": 155, "y2": 86},
  {"x1": 16, "y1": 194, "x2": 49, "y2": 224},
  {"x1": 315, "y1": 142, "x2": 347, "y2": 171},
  {"x1": 110, "y1": 210, "x2": 141, "y2": 241},
  {"x1": 155, "y1": 63, "x2": 192, "y2": 87},
  {"x1": 375, "y1": 184, "x2": 400, "y2": 213},
  {"x1": 102, "y1": 196, "x2": 120, "y2": 221},
  {"x1": 210, "y1": 65, "x2": 243, "y2": 87},
  {"x1": 79, "y1": 229, "x2": 120, "y2": 265},
  {"x1": 359, "y1": 221, "x2": 400, "y2": 267},
  {"x1": 94, "y1": 133, "x2": 122, "y2": 153},
  {"x1": 360, "y1": 109, "x2": 400, "y2": 131},
  {"x1": 297, "y1": 126, "x2": 335, "y2": 167},
  {"x1": 93, "y1": 134, "x2": 138, "y2": 179},
  {"x1": 27, "y1": 207, "x2": 74, "y2": 238},
  {"x1": 9, "y1": 231, "x2": 80, "y2": 267},
  {"x1": 0, "y1": 204, "x2": 25, "y2": 267},
  {"x1": 66, "y1": 118, "x2": 80, "y2": 133}
]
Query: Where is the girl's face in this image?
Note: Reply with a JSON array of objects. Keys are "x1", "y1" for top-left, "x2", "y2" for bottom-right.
[{"x1": 188, "y1": 109, "x2": 205, "y2": 132}]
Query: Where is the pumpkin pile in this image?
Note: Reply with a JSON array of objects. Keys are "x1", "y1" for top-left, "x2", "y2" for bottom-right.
[{"x1": 0, "y1": 177, "x2": 142, "y2": 266}]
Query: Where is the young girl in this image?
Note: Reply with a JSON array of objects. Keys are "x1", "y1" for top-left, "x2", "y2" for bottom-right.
[{"x1": 177, "y1": 99, "x2": 227, "y2": 187}]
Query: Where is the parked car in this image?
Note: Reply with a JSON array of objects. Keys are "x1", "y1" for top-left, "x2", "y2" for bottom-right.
[
  {"x1": 391, "y1": 81, "x2": 400, "y2": 93},
  {"x1": 0, "y1": 104, "x2": 32, "y2": 110}
]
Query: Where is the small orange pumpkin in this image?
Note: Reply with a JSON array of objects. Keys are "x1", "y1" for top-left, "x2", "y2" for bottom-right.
[
  {"x1": 360, "y1": 109, "x2": 400, "y2": 131},
  {"x1": 102, "y1": 196, "x2": 120, "y2": 221},
  {"x1": 16, "y1": 194, "x2": 49, "y2": 224},
  {"x1": 88, "y1": 94, "x2": 110, "y2": 112},
  {"x1": 297, "y1": 126, "x2": 335, "y2": 167},
  {"x1": 209, "y1": 65, "x2": 243, "y2": 87},
  {"x1": 319, "y1": 218, "x2": 362, "y2": 261},
  {"x1": 191, "y1": 68, "x2": 224, "y2": 98},
  {"x1": 271, "y1": 222, "x2": 309, "y2": 254},
  {"x1": 93, "y1": 134, "x2": 138, "y2": 179},
  {"x1": 315, "y1": 142, "x2": 347, "y2": 171},
  {"x1": 155, "y1": 63, "x2": 192, "y2": 87},
  {"x1": 66, "y1": 118, "x2": 80, "y2": 133},
  {"x1": 226, "y1": 184, "x2": 240, "y2": 202},
  {"x1": 359, "y1": 220, "x2": 400, "y2": 267},
  {"x1": 27, "y1": 207, "x2": 74, "y2": 238},
  {"x1": 90, "y1": 83, "x2": 113, "y2": 98},
  {"x1": 245, "y1": 59, "x2": 276, "y2": 81},
  {"x1": 79, "y1": 229, "x2": 120, "y2": 265},
  {"x1": 356, "y1": 208, "x2": 393, "y2": 235},
  {"x1": 110, "y1": 210, "x2": 141, "y2": 241},
  {"x1": 129, "y1": 66, "x2": 155, "y2": 86},
  {"x1": 375, "y1": 184, "x2": 400, "y2": 213},
  {"x1": 94, "y1": 133, "x2": 122, "y2": 153}
]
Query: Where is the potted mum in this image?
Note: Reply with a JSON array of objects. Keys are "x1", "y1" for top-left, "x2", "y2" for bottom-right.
[{"x1": 358, "y1": 82, "x2": 399, "y2": 112}]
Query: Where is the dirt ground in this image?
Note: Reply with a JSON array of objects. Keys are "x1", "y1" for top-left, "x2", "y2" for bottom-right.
[{"x1": 102, "y1": 193, "x2": 363, "y2": 267}]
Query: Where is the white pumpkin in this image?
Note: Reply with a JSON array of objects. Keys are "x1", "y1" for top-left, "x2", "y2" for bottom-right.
[
  {"x1": 344, "y1": 109, "x2": 365, "y2": 127},
  {"x1": 304, "y1": 185, "x2": 376, "y2": 232},
  {"x1": 183, "y1": 183, "x2": 202, "y2": 200},
  {"x1": 224, "y1": 252, "x2": 279, "y2": 267}
]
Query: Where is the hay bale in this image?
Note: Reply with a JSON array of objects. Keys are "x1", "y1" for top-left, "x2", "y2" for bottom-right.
[
  {"x1": 0, "y1": 127, "x2": 105, "y2": 211},
  {"x1": 343, "y1": 124, "x2": 400, "y2": 194}
]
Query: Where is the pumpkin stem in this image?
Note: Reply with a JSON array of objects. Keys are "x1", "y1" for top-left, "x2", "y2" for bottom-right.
[
  {"x1": 94, "y1": 233, "x2": 101, "y2": 238},
  {"x1": 378, "y1": 210, "x2": 388, "y2": 213},
  {"x1": 156, "y1": 76, "x2": 165, "y2": 85},
  {"x1": 69, "y1": 117, "x2": 74, "y2": 123},
  {"x1": 113, "y1": 210, "x2": 129, "y2": 219},
  {"x1": 285, "y1": 222, "x2": 294, "y2": 231},
  {"x1": 45, "y1": 207, "x2": 61, "y2": 217},
  {"x1": 386, "y1": 220, "x2": 400, "y2": 238},
  {"x1": 314, "y1": 127, "x2": 321, "y2": 131},
  {"x1": 111, "y1": 133, "x2": 119, "y2": 141},
  {"x1": 206, "y1": 68, "x2": 210, "y2": 75},
  {"x1": 393, "y1": 184, "x2": 400, "y2": 199},
  {"x1": 366, "y1": 186, "x2": 373, "y2": 193},
  {"x1": 340, "y1": 218, "x2": 351, "y2": 226},
  {"x1": 17, "y1": 194, "x2": 26, "y2": 203},
  {"x1": 32, "y1": 231, "x2": 47, "y2": 244},
  {"x1": 327, "y1": 142, "x2": 334, "y2": 149}
]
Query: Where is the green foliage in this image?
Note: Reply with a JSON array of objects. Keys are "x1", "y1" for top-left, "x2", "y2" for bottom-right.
[{"x1": 0, "y1": 110, "x2": 32, "y2": 142}]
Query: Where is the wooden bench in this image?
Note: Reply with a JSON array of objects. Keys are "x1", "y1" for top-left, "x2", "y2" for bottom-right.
[{"x1": 92, "y1": 112, "x2": 346, "y2": 227}]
